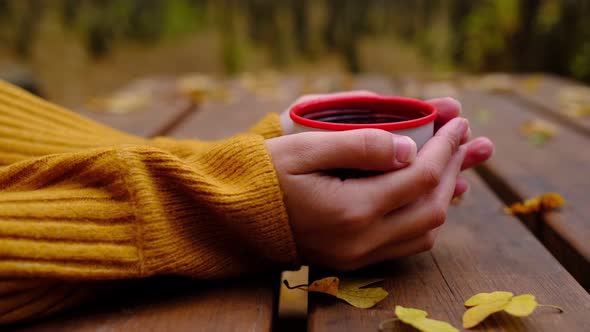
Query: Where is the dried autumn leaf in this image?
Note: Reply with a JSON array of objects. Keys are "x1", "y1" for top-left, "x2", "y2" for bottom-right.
[
  {"x1": 284, "y1": 277, "x2": 388, "y2": 309},
  {"x1": 504, "y1": 192, "x2": 565, "y2": 215},
  {"x1": 520, "y1": 119, "x2": 558, "y2": 146},
  {"x1": 503, "y1": 294, "x2": 537, "y2": 317},
  {"x1": 474, "y1": 108, "x2": 491, "y2": 124},
  {"x1": 307, "y1": 276, "x2": 339, "y2": 296},
  {"x1": 463, "y1": 292, "x2": 563, "y2": 329},
  {"x1": 559, "y1": 86, "x2": 590, "y2": 118},
  {"x1": 392, "y1": 306, "x2": 459, "y2": 332},
  {"x1": 464, "y1": 291, "x2": 513, "y2": 306},
  {"x1": 337, "y1": 278, "x2": 388, "y2": 309},
  {"x1": 475, "y1": 74, "x2": 514, "y2": 93},
  {"x1": 520, "y1": 74, "x2": 543, "y2": 93}
]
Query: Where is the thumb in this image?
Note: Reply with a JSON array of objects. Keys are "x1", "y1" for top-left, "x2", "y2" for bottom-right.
[{"x1": 272, "y1": 129, "x2": 417, "y2": 174}]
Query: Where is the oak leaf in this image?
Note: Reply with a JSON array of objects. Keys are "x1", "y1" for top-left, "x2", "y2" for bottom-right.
[
  {"x1": 284, "y1": 277, "x2": 388, "y2": 309},
  {"x1": 463, "y1": 292, "x2": 562, "y2": 329}
]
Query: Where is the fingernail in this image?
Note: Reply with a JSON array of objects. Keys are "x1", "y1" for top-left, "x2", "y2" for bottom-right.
[
  {"x1": 459, "y1": 118, "x2": 469, "y2": 136},
  {"x1": 393, "y1": 136, "x2": 417, "y2": 164},
  {"x1": 446, "y1": 97, "x2": 462, "y2": 114}
]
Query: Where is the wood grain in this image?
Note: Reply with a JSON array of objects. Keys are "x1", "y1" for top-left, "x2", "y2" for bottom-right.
[
  {"x1": 455, "y1": 87, "x2": 590, "y2": 290},
  {"x1": 508, "y1": 74, "x2": 590, "y2": 137},
  {"x1": 78, "y1": 78, "x2": 196, "y2": 137},
  {"x1": 168, "y1": 77, "x2": 302, "y2": 140},
  {"x1": 309, "y1": 172, "x2": 590, "y2": 332},
  {"x1": 308, "y1": 77, "x2": 590, "y2": 332}
]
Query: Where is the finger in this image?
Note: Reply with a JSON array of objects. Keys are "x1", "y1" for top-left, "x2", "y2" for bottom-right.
[
  {"x1": 427, "y1": 97, "x2": 462, "y2": 130},
  {"x1": 366, "y1": 145, "x2": 466, "y2": 246},
  {"x1": 461, "y1": 137, "x2": 494, "y2": 170},
  {"x1": 275, "y1": 129, "x2": 417, "y2": 174},
  {"x1": 351, "y1": 231, "x2": 438, "y2": 269},
  {"x1": 453, "y1": 175, "x2": 469, "y2": 197},
  {"x1": 348, "y1": 117, "x2": 468, "y2": 214}
]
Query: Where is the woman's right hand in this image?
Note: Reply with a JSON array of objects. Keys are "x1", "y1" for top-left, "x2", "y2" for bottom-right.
[{"x1": 266, "y1": 117, "x2": 490, "y2": 270}]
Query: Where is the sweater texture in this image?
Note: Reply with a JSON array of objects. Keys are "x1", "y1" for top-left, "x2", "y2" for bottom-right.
[{"x1": 0, "y1": 80, "x2": 299, "y2": 324}]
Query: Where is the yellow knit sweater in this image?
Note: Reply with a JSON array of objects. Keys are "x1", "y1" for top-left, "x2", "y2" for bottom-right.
[{"x1": 0, "y1": 80, "x2": 299, "y2": 324}]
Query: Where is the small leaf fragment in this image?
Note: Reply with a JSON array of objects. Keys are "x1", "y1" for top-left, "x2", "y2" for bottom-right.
[
  {"x1": 559, "y1": 86, "x2": 590, "y2": 118},
  {"x1": 521, "y1": 74, "x2": 543, "y2": 93},
  {"x1": 520, "y1": 119, "x2": 558, "y2": 147},
  {"x1": 393, "y1": 305, "x2": 459, "y2": 332},
  {"x1": 504, "y1": 192, "x2": 565, "y2": 215},
  {"x1": 474, "y1": 108, "x2": 492, "y2": 124}
]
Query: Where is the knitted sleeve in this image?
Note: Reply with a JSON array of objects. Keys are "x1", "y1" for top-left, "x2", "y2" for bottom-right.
[{"x1": 0, "y1": 81, "x2": 299, "y2": 324}]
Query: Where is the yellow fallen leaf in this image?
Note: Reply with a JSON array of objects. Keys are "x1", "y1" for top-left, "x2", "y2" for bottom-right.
[
  {"x1": 504, "y1": 294, "x2": 537, "y2": 316},
  {"x1": 504, "y1": 192, "x2": 565, "y2": 215},
  {"x1": 463, "y1": 292, "x2": 563, "y2": 329},
  {"x1": 307, "y1": 276, "x2": 339, "y2": 296},
  {"x1": 559, "y1": 86, "x2": 590, "y2": 118},
  {"x1": 520, "y1": 119, "x2": 558, "y2": 146},
  {"x1": 463, "y1": 295, "x2": 512, "y2": 328},
  {"x1": 520, "y1": 74, "x2": 543, "y2": 93},
  {"x1": 476, "y1": 74, "x2": 514, "y2": 93},
  {"x1": 86, "y1": 94, "x2": 149, "y2": 114},
  {"x1": 474, "y1": 108, "x2": 492, "y2": 124},
  {"x1": 284, "y1": 277, "x2": 388, "y2": 309},
  {"x1": 337, "y1": 278, "x2": 388, "y2": 309},
  {"x1": 391, "y1": 306, "x2": 459, "y2": 332},
  {"x1": 464, "y1": 291, "x2": 513, "y2": 306}
]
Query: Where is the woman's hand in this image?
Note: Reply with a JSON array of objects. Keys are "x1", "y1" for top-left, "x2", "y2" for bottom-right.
[
  {"x1": 280, "y1": 92, "x2": 494, "y2": 196},
  {"x1": 270, "y1": 92, "x2": 494, "y2": 270},
  {"x1": 267, "y1": 117, "x2": 484, "y2": 270}
]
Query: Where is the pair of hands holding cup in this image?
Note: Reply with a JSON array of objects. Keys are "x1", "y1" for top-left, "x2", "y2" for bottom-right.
[{"x1": 266, "y1": 91, "x2": 494, "y2": 271}]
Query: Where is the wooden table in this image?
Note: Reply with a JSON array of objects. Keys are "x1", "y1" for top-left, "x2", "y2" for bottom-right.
[{"x1": 13, "y1": 74, "x2": 590, "y2": 331}]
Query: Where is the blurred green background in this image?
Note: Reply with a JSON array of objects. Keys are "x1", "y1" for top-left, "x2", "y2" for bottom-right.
[{"x1": 1, "y1": 0, "x2": 589, "y2": 107}]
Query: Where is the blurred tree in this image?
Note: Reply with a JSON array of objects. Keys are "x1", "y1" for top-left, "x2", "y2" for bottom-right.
[{"x1": 15, "y1": 0, "x2": 43, "y2": 58}]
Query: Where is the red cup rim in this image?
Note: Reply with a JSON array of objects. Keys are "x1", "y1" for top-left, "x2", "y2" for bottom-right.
[{"x1": 290, "y1": 95, "x2": 437, "y2": 131}]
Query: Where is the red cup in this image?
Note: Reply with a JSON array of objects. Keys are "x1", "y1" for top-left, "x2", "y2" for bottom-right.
[{"x1": 290, "y1": 94, "x2": 437, "y2": 148}]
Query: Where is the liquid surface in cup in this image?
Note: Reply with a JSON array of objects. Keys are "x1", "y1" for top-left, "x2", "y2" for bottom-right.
[{"x1": 303, "y1": 109, "x2": 420, "y2": 124}]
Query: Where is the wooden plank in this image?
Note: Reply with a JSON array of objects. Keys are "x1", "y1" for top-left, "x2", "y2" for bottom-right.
[
  {"x1": 449, "y1": 87, "x2": 590, "y2": 291},
  {"x1": 78, "y1": 78, "x2": 196, "y2": 137},
  {"x1": 13, "y1": 277, "x2": 277, "y2": 332},
  {"x1": 169, "y1": 77, "x2": 302, "y2": 140},
  {"x1": 309, "y1": 171, "x2": 590, "y2": 331},
  {"x1": 308, "y1": 78, "x2": 590, "y2": 331},
  {"x1": 15, "y1": 77, "x2": 302, "y2": 331},
  {"x1": 508, "y1": 74, "x2": 590, "y2": 137}
]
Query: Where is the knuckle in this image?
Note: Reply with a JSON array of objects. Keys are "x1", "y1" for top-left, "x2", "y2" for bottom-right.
[
  {"x1": 435, "y1": 130, "x2": 461, "y2": 152},
  {"x1": 359, "y1": 129, "x2": 391, "y2": 162},
  {"x1": 331, "y1": 243, "x2": 366, "y2": 268},
  {"x1": 341, "y1": 206, "x2": 373, "y2": 231},
  {"x1": 422, "y1": 232, "x2": 436, "y2": 251},
  {"x1": 429, "y1": 205, "x2": 448, "y2": 228},
  {"x1": 418, "y1": 162, "x2": 442, "y2": 188}
]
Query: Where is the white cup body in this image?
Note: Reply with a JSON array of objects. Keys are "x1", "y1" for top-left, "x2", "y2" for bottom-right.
[{"x1": 293, "y1": 121, "x2": 433, "y2": 149}]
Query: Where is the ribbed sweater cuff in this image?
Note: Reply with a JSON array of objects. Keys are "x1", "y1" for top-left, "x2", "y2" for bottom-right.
[
  {"x1": 139, "y1": 134, "x2": 300, "y2": 277},
  {"x1": 247, "y1": 113, "x2": 283, "y2": 139}
]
